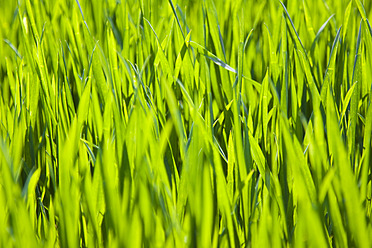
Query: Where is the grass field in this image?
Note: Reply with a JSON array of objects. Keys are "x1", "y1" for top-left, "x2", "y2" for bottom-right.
[{"x1": 1, "y1": 0, "x2": 372, "y2": 247}]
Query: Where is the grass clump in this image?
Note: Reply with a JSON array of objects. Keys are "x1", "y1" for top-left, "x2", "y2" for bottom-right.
[{"x1": 0, "y1": 0, "x2": 372, "y2": 247}]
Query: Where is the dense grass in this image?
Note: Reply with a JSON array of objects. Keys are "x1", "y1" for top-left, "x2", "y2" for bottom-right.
[{"x1": 1, "y1": 0, "x2": 372, "y2": 247}]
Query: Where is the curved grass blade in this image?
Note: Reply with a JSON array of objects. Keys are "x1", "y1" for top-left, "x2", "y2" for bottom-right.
[
  {"x1": 310, "y1": 14, "x2": 335, "y2": 54},
  {"x1": 188, "y1": 41, "x2": 236, "y2": 73},
  {"x1": 4, "y1": 39, "x2": 22, "y2": 59}
]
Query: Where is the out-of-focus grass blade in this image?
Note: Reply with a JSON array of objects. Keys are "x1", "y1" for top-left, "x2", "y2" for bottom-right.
[
  {"x1": 360, "y1": 104, "x2": 372, "y2": 200},
  {"x1": 343, "y1": 1, "x2": 352, "y2": 40},
  {"x1": 327, "y1": 85, "x2": 369, "y2": 247},
  {"x1": 212, "y1": 145, "x2": 237, "y2": 248},
  {"x1": 355, "y1": 0, "x2": 367, "y2": 20},
  {"x1": 281, "y1": 116, "x2": 317, "y2": 202}
]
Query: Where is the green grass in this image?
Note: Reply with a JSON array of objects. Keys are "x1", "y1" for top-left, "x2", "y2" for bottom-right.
[{"x1": 0, "y1": 0, "x2": 372, "y2": 247}]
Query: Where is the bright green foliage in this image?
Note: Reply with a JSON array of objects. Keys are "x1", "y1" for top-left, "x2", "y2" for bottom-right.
[{"x1": 1, "y1": 0, "x2": 372, "y2": 247}]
